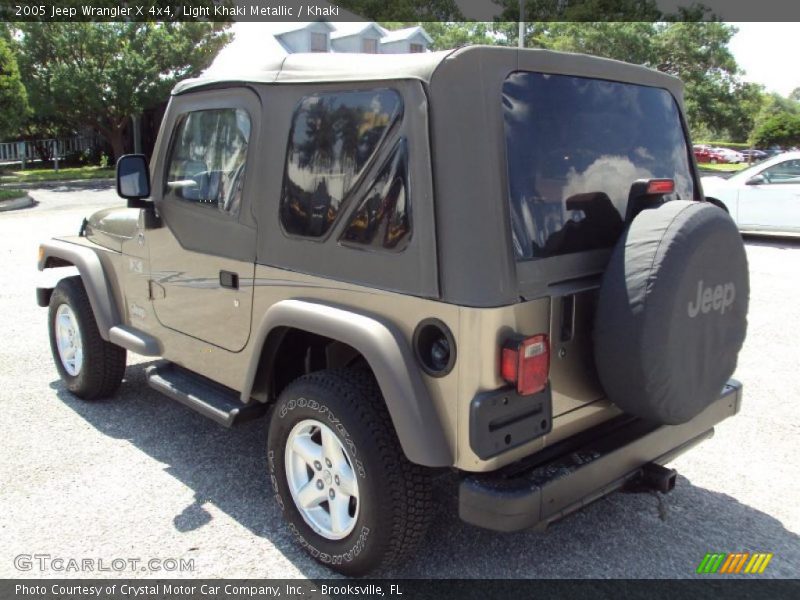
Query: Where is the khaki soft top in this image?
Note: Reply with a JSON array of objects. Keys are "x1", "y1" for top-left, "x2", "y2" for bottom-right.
[
  {"x1": 169, "y1": 45, "x2": 690, "y2": 307},
  {"x1": 173, "y1": 45, "x2": 683, "y2": 100}
]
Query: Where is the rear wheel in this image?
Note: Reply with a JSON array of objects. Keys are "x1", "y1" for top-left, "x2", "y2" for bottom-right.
[
  {"x1": 267, "y1": 369, "x2": 433, "y2": 575},
  {"x1": 48, "y1": 276, "x2": 126, "y2": 400}
]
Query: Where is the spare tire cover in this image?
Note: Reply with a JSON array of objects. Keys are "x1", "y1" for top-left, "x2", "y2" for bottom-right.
[{"x1": 594, "y1": 201, "x2": 749, "y2": 424}]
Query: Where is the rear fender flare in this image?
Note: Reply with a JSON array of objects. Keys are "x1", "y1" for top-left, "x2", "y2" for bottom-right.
[{"x1": 242, "y1": 299, "x2": 454, "y2": 468}]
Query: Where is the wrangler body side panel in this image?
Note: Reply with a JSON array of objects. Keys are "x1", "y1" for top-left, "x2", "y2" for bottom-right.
[{"x1": 251, "y1": 79, "x2": 438, "y2": 299}]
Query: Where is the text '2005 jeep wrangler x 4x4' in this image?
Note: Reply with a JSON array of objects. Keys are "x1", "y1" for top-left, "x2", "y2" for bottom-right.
[{"x1": 37, "y1": 46, "x2": 749, "y2": 576}]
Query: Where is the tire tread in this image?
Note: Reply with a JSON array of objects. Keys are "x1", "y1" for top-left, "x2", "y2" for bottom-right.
[
  {"x1": 49, "y1": 276, "x2": 126, "y2": 400},
  {"x1": 278, "y1": 368, "x2": 433, "y2": 572}
]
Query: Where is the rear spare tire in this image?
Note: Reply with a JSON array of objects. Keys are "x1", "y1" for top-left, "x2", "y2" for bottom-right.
[{"x1": 594, "y1": 201, "x2": 749, "y2": 424}]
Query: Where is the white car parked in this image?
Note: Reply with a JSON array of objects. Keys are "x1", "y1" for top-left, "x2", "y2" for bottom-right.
[
  {"x1": 713, "y1": 147, "x2": 745, "y2": 164},
  {"x1": 702, "y1": 152, "x2": 800, "y2": 235}
]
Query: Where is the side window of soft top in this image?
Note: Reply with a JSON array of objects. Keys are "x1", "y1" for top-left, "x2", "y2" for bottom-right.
[
  {"x1": 164, "y1": 108, "x2": 251, "y2": 218},
  {"x1": 279, "y1": 88, "x2": 409, "y2": 249},
  {"x1": 339, "y1": 138, "x2": 412, "y2": 252}
]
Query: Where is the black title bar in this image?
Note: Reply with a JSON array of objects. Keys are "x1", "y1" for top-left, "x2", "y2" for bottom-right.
[{"x1": 2, "y1": 0, "x2": 800, "y2": 23}]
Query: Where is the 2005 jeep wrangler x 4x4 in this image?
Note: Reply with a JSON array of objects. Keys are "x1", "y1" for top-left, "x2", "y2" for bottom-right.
[{"x1": 37, "y1": 46, "x2": 749, "y2": 575}]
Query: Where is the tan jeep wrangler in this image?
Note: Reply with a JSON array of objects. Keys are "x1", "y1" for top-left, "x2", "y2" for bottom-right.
[{"x1": 37, "y1": 46, "x2": 749, "y2": 576}]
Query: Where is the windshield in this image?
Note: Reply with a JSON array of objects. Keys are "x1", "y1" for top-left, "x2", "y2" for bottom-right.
[{"x1": 503, "y1": 71, "x2": 695, "y2": 260}]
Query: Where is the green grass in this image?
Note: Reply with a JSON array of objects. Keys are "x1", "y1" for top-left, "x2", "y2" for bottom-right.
[
  {"x1": 0, "y1": 188, "x2": 27, "y2": 201},
  {"x1": 0, "y1": 165, "x2": 114, "y2": 183},
  {"x1": 697, "y1": 162, "x2": 749, "y2": 173}
]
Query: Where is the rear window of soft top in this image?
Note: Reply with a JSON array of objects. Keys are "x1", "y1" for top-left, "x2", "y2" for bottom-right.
[{"x1": 503, "y1": 71, "x2": 695, "y2": 261}]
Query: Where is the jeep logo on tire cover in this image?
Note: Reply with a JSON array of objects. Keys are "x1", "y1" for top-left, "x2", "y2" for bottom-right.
[{"x1": 688, "y1": 280, "x2": 736, "y2": 318}]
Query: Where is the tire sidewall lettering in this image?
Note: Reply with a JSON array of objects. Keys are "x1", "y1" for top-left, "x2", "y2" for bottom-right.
[
  {"x1": 286, "y1": 523, "x2": 371, "y2": 565},
  {"x1": 269, "y1": 392, "x2": 373, "y2": 564},
  {"x1": 278, "y1": 396, "x2": 366, "y2": 479}
]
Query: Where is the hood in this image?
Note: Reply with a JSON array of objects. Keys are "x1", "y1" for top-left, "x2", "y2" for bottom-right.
[
  {"x1": 84, "y1": 207, "x2": 139, "y2": 252},
  {"x1": 699, "y1": 175, "x2": 730, "y2": 193}
]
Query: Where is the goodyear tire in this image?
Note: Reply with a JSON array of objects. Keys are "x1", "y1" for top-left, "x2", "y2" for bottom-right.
[
  {"x1": 48, "y1": 276, "x2": 127, "y2": 400},
  {"x1": 594, "y1": 201, "x2": 749, "y2": 424},
  {"x1": 267, "y1": 369, "x2": 433, "y2": 576}
]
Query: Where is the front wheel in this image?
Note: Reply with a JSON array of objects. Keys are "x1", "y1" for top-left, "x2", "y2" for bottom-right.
[
  {"x1": 267, "y1": 369, "x2": 433, "y2": 576},
  {"x1": 48, "y1": 276, "x2": 126, "y2": 400}
]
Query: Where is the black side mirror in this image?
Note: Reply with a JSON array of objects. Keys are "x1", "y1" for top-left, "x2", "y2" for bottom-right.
[{"x1": 117, "y1": 154, "x2": 151, "y2": 208}]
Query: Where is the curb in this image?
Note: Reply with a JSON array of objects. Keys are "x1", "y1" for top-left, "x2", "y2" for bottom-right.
[
  {"x1": 0, "y1": 193, "x2": 35, "y2": 212},
  {"x1": 0, "y1": 178, "x2": 115, "y2": 190}
]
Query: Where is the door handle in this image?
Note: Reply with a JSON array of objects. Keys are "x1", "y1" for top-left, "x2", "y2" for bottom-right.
[
  {"x1": 219, "y1": 270, "x2": 239, "y2": 290},
  {"x1": 560, "y1": 294, "x2": 575, "y2": 342}
]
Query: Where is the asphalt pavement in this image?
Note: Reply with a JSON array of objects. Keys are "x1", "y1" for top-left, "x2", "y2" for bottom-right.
[{"x1": 0, "y1": 185, "x2": 798, "y2": 579}]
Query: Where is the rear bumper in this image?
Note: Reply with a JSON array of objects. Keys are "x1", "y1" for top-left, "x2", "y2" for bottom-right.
[{"x1": 459, "y1": 380, "x2": 742, "y2": 532}]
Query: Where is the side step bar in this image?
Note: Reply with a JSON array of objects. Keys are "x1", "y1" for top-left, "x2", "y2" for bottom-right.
[
  {"x1": 109, "y1": 325, "x2": 161, "y2": 356},
  {"x1": 145, "y1": 362, "x2": 266, "y2": 427}
]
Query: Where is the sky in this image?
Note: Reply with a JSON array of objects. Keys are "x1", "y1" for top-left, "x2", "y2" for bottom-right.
[{"x1": 729, "y1": 23, "x2": 798, "y2": 97}]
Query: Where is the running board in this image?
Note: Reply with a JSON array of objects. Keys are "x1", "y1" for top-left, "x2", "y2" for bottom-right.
[{"x1": 145, "y1": 363, "x2": 266, "y2": 427}]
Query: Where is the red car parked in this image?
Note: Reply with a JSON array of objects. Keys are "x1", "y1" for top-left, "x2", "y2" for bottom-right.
[{"x1": 693, "y1": 145, "x2": 728, "y2": 164}]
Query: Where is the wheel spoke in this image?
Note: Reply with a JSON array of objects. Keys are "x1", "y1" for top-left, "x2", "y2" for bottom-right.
[
  {"x1": 285, "y1": 418, "x2": 360, "y2": 540},
  {"x1": 337, "y1": 463, "x2": 357, "y2": 497},
  {"x1": 329, "y1": 494, "x2": 352, "y2": 534},
  {"x1": 58, "y1": 316, "x2": 71, "y2": 339},
  {"x1": 296, "y1": 479, "x2": 327, "y2": 509},
  {"x1": 54, "y1": 304, "x2": 83, "y2": 377},
  {"x1": 73, "y1": 346, "x2": 83, "y2": 372},
  {"x1": 321, "y1": 427, "x2": 345, "y2": 469},
  {"x1": 291, "y1": 434, "x2": 323, "y2": 467}
]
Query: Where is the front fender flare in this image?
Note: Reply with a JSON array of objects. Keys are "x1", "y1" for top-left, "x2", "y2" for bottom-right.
[
  {"x1": 38, "y1": 239, "x2": 120, "y2": 340},
  {"x1": 243, "y1": 299, "x2": 454, "y2": 468}
]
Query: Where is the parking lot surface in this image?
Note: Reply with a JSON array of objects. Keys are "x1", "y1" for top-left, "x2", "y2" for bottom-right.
[{"x1": 1, "y1": 186, "x2": 798, "y2": 579}]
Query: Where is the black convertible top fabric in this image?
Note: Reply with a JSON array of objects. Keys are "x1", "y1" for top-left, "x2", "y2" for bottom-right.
[{"x1": 594, "y1": 201, "x2": 749, "y2": 424}]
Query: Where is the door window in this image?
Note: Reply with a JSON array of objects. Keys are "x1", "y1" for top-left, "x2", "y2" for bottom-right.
[
  {"x1": 759, "y1": 159, "x2": 800, "y2": 184},
  {"x1": 164, "y1": 108, "x2": 251, "y2": 218}
]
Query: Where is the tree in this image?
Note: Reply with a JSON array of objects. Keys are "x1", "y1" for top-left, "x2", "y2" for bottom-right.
[
  {"x1": 751, "y1": 112, "x2": 800, "y2": 148},
  {"x1": 492, "y1": 0, "x2": 662, "y2": 23},
  {"x1": 14, "y1": 22, "x2": 230, "y2": 159},
  {"x1": 526, "y1": 22, "x2": 657, "y2": 64},
  {"x1": 0, "y1": 35, "x2": 29, "y2": 140},
  {"x1": 650, "y1": 22, "x2": 745, "y2": 138},
  {"x1": 748, "y1": 92, "x2": 800, "y2": 145}
]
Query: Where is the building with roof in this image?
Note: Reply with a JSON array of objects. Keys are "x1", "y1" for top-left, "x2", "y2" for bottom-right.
[{"x1": 207, "y1": 22, "x2": 433, "y2": 75}]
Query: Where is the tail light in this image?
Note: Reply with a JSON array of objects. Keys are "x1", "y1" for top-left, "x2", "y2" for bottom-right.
[
  {"x1": 646, "y1": 179, "x2": 675, "y2": 195},
  {"x1": 501, "y1": 334, "x2": 550, "y2": 396}
]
